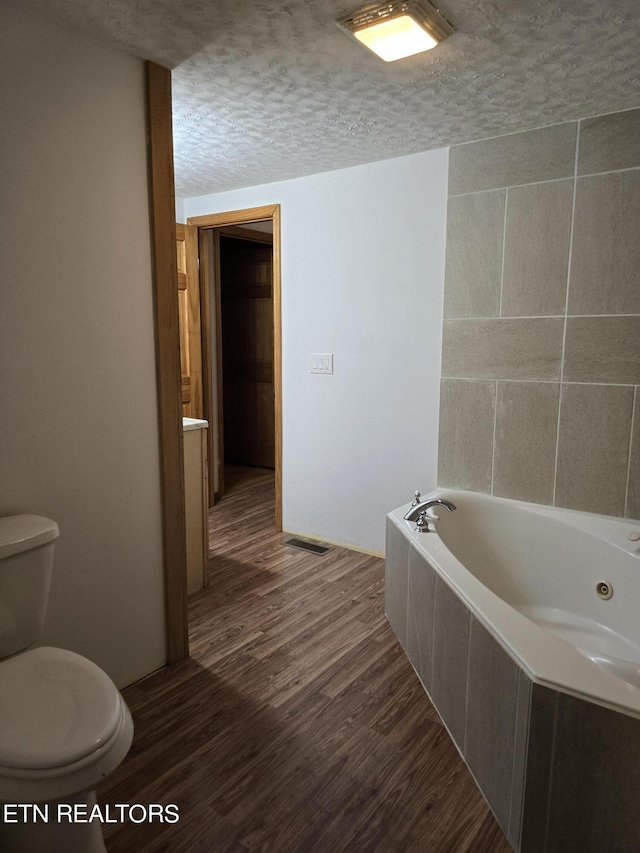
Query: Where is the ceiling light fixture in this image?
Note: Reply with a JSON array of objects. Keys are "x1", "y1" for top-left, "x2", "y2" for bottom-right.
[{"x1": 338, "y1": 1, "x2": 454, "y2": 62}]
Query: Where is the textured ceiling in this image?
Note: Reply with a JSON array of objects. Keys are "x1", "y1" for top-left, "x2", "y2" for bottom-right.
[{"x1": 30, "y1": 0, "x2": 640, "y2": 197}]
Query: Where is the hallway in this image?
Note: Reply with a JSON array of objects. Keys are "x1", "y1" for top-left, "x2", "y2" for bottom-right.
[{"x1": 99, "y1": 471, "x2": 509, "y2": 851}]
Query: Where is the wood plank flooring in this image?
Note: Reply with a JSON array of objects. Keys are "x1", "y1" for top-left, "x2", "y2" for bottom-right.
[{"x1": 99, "y1": 467, "x2": 511, "y2": 852}]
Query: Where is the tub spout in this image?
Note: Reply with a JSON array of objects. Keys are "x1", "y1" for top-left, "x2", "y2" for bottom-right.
[{"x1": 403, "y1": 498, "x2": 456, "y2": 523}]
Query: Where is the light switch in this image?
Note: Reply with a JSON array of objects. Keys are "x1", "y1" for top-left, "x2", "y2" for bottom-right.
[{"x1": 310, "y1": 353, "x2": 334, "y2": 374}]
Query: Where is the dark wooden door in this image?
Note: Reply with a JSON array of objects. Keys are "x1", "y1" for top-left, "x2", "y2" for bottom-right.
[{"x1": 220, "y1": 235, "x2": 274, "y2": 468}]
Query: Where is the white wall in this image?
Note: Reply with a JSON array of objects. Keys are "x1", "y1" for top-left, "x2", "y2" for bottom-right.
[
  {"x1": 185, "y1": 150, "x2": 448, "y2": 553},
  {"x1": 0, "y1": 2, "x2": 166, "y2": 687}
]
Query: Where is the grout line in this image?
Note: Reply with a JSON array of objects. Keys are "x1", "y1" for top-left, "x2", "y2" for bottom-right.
[
  {"x1": 564, "y1": 313, "x2": 640, "y2": 319},
  {"x1": 508, "y1": 672, "x2": 523, "y2": 844},
  {"x1": 552, "y1": 123, "x2": 581, "y2": 506},
  {"x1": 624, "y1": 386, "x2": 638, "y2": 518},
  {"x1": 490, "y1": 380, "x2": 498, "y2": 494},
  {"x1": 568, "y1": 164, "x2": 640, "y2": 181},
  {"x1": 444, "y1": 313, "x2": 640, "y2": 321},
  {"x1": 448, "y1": 106, "x2": 640, "y2": 156},
  {"x1": 441, "y1": 376, "x2": 637, "y2": 388},
  {"x1": 449, "y1": 176, "x2": 572, "y2": 199},
  {"x1": 499, "y1": 189, "x2": 508, "y2": 317},
  {"x1": 562, "y1": 379, "x2": 638, "y2": 388},
  {"x1": 515, "y1": 679, "x2": 533, "y2": 850},
  {"x1": 447, "y1": 164, "x2": 640, "y2": 199}
]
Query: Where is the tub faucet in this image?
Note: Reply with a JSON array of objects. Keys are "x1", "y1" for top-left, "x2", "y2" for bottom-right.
[{"x1": 404, "y1": 498, "x2": 456, "y2": 532}]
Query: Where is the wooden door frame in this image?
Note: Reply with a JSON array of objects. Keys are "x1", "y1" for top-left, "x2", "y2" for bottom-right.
[
  {"x1": 189, "y1": 206, "x2": 282, "y2": 532},
  {"x1": 145, "y1": 62, "x2": 189, "y2": 663}
]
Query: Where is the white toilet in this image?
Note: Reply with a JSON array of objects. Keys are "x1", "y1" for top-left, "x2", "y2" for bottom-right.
[{"x1": 0, "y1": 515, "x2": 134, "y2": 853}]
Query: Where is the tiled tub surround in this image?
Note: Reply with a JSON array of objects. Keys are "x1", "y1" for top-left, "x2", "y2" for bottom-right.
[
  {"x1": 385, "y1": 493, "x2": 640, "y2": 852},
  {"x1": 440, "y1": 106, "x2": 640, "y2": 519}
]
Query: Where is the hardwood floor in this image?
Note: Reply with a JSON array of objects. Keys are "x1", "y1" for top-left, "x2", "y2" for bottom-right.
[{"x1": 99, "y1": 468, "x2": 511, "y2": 852}]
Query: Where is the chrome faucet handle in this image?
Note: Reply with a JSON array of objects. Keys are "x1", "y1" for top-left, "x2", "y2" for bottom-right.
[
  {"x1": 415, "y1": 511, "x2": 430, "y2": 533},
  {"x1": 412, "y1": 490, "x2": 421, "y2": 506}
]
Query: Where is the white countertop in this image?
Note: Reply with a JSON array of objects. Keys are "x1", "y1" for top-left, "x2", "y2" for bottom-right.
[{"x1": 182, "y1": 417, "x2": 209, "y2": 431}]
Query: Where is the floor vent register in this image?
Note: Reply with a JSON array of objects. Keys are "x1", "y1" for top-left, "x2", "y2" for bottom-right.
[{"x1": 284, "y1": 538, "x2": 331, "y2": 555}]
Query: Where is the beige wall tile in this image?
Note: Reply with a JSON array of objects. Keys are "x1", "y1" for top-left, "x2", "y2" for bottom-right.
[
  {"x1": 521, "y1": 685, "x2": 558, "y2": 853},
  {"x1": 578, "y1": 108, "x2": 640, "y2": 175},
  {"x1": 563, "y1": 317, "x2": 640, "y2": 385},
  {"x1": 431, "y1": 577, "x2": 471, "y2": 748},
  {"x1": 385, "y1": 519, "x2": 409, "y2": 648},
  {"x1": 438, "y1": 379, "x2": 495, "y2": 491},
  {"x1": 406, "y1": 549, "x2": 436, "y2": 690},
  {"x1": 555, "y1": 384, "x2": 634, "y2": 516},
  {"x1": 546, "y1": 693, "x2": 640, "y2": 852},
  {"x1": 465, "y1": 617, "x2": 520, "y2": 835},
  {"x1": 502, "y1": 180, "x2": 573, "y2": 317},
  {"x1": 627, "y1": 390, "x2": 640, "y2": 521},
  {"x1": 442, "y1": 318, "x2": 564, "y2": 380},
  {"x1": 448, "y1": 122, "x2": 577, "y2": 196},
  {"x1": 444, "y1": 190, "x2": 504, "y2": 318},
  {"x1": 493, "y1": 382, "x2": 560, "y2": 504},
  {"x1": 569, "y1": 171, "x2": 640, "y2": 315}
]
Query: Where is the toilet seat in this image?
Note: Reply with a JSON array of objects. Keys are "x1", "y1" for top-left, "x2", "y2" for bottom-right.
[
  {"x1": 0, "y1": 647, "x2": 134, "y2": 802},
  {"x1": 0, "y1": 647, "x2": 122, "y2": 770}
]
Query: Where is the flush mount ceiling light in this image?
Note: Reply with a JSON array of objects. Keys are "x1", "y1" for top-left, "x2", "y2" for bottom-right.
[{"x1": 338, "y1": 0, "x2": 454, "y2": 62}]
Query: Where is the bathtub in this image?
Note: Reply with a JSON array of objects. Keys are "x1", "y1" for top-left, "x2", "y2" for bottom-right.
[{"x1": 385, "y1": 489, "x2": 640, "y2": 852}]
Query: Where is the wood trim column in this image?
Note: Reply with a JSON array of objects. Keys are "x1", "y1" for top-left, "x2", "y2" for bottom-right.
[
  {"x1": 272, "y1": 206, "x2": 283, "y2": 531},
  {"x1": 145, "y1": 61, "x2": 189, "y2": 663}
]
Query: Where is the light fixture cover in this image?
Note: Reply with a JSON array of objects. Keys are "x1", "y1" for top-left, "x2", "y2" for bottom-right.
[{"x1": 338, "y1": 1, "x2": 454, "y2": 62}]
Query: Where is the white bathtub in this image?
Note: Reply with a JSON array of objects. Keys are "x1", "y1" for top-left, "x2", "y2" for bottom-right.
[{"x1": 389, "y1": 489, "x2": 640, "y2": 718}]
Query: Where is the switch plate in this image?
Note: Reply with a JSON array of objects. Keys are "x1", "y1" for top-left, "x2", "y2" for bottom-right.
[{"x1": 310, "y1": 353, "x2": 334, "y2": 374}]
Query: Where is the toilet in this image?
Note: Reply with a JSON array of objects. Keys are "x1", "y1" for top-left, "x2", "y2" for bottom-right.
[{"x1": 0, "y1": 515, "x2": 134, "y2": 853}]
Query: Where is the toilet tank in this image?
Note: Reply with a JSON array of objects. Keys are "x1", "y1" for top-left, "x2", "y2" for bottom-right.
[{"x1": 0, "y1": 515, "x2": 59, "y2": 657}]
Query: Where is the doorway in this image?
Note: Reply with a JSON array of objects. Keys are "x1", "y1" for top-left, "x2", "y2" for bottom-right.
[
  {"x1": 188, "y1": 205, "x2": 282, "y2": 533},
  {"x1": 148, "y1": 70, "x2": 281, "y2": 660},
  {"x1": 219, "y1": 227, "x2": 275, "y2": 475}
]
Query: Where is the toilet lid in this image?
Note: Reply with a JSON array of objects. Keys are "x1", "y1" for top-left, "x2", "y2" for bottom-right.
[{"x1": 0, "y1": 647, "x2": 123, "y2": 770}]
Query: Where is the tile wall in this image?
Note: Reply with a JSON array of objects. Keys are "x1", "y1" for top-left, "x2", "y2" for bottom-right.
[{"x1": 439, "y1": 107, "x2": 640, "y2": 518}]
